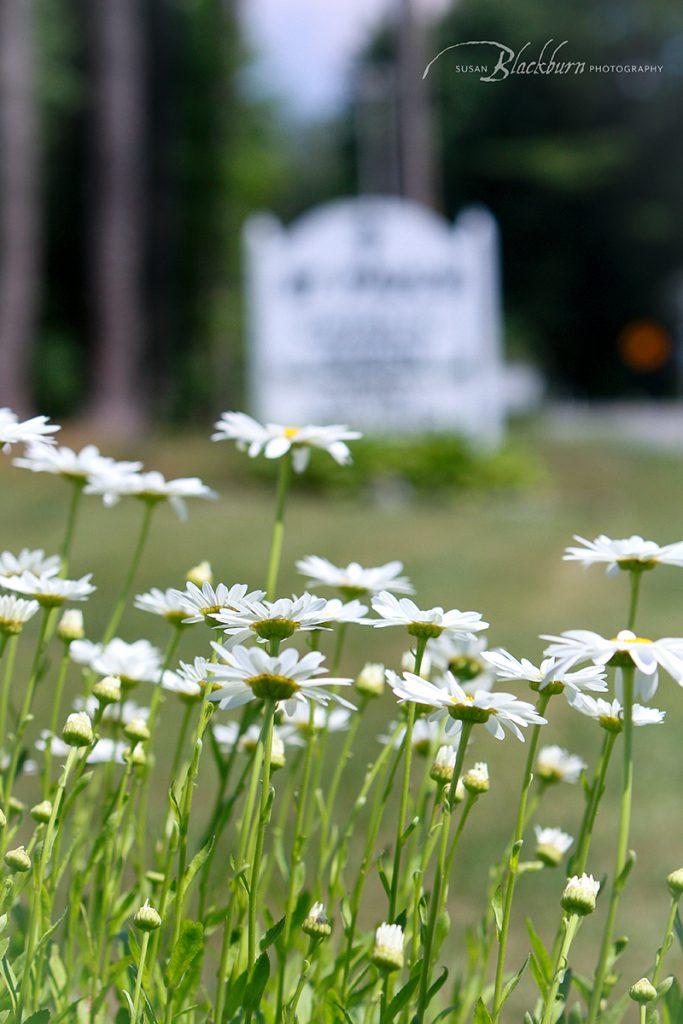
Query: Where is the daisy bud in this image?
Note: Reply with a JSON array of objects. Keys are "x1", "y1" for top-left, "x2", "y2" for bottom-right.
[
  {"x1": 134, "y1": 900, "x2": 162, "y2": 932},
  {"x1": 124, "y1": 718, "x2": 151, "y2": 744},
  {"x1": 463, "y1": 762, "x2": 490, "y2": 795},
  {"x1": 63, "y1": 711, "x2": 93, "y2": 748},
  {"x1": 186, "y1": 560, "x2": 212, "y2": 587},
  {"x1": 430, "y1": 745, "x2": 456, "y2": 785},
  {"x1": 126, "y1": 745, "x2": 147, "y2": 766},
  {"x1": 4, "y1": 846, "x2": 31, "y2": 873},
  {"x1": 57, "y1": 609, "x2": 85, "y2": 642},
  {"x1": 629, "y1": 978, "x2": 657, "y2": 1005},
  {"x1": 372, "y1": 923, "x2": 404, "y2": 972},
  {"x1": 535, "y1": 827, "x2": 573, "y2": 868},
  {"x1": 0, "y1": 808, "x2": 5, "y2": 829},
  {"x1": 9, "y1": 797, "x2": 25, "y2": 817},
  {"x1": 92, "y1": 675, "x2": 122, "y2": 706},
  {"x1": 401, "y1": 650, "x2": 432, "y2": 679},
  {"x1": 561, "y1": 874, "x2": 600, "y2": 916},
  {"x1": 666, "y1": 868, "x2": 683, "y2": 898},
  {"x1": 30, "y1": 800, "x2": 53, "y2": 824},
  {"x1": 356, "y1": 662, "x2": 386, "y2": 698},
  {"x1": 269, "y1": 731, "x2": 286, "y2": 771},
  {"x1": 302, "y1": 901, "x2": 332, "y2": 939}
]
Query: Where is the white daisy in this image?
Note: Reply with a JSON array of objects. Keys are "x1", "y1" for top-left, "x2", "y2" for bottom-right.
[
  {"x1": 564, "y1": 534, "x2": 683, "y2": 575},
  {"x1": 371, "y1": 592, "x2": 488, "y2": 641},
  {"x1": 13, "y1": 443, "x2": 141, "y2": 483},
  {"x1": 316, "y1": 598, "x2": 370, "y2": 626},
  {"x1": 387, "y1": 671, "x2": 546, "y2": 741},
  {"x1": 1, "y1": 572, "x2": 95, "y2": 607},
  {"x1": 162, "y1": 658, "x2": 212, "y2": 701},
  {"x1": 169, "y1": 581, "x2": 266, "y2": 624},
  {"x1": 279, "y1": 703, "x2": 351, "y2": 742},
  {"x1": 570, "y1": 694, "x2": 666, "y2": 732},
  {"x1": 135, "y1": 588, "x2": 193, "y2": 626},
  {"x1": 0, "y1": 409, "x2": 59, "y2": 452},
  {"x1": 483, "y1": 650, "x2": 607, "y2": 704},
  {"x1": 428, "y1": 635, "x2": 493, "y2": 687},
  {"x1": 0, "y1": 595, "x2": 40, "y2": 634},
  {"x1": 213, "y1": 593, "x2": 336, "y2": 644},
  {"x1": 212, "y1": 722, "x2": 288, "y2": 762},
  {"x1": 89, "y1": 638, "x2": 162, "y2": 689},
  {"x1": 378, "y1": 716, "x2": 442, "y2": 754},
  {"x1": 36, "y1": 731, "x2": 126, "y2": 764},
  {"x1": 295, "y1": 555, "x2": 413, "y2": 597},
  {"x1": 85, "y1": 469, "x2": 216, "y2": 520},
  {"x1": 74, "y1": 696, "x2": 150, "y2": 725},
  {"x1": 534, "y1": 826, "x2": 574, "y2": 866},
  {"x1": 207, "y1": 646, "x2": 354, "y2": 714},
  {"x1": 541, "y1": 629, "x2": 683, "y2": 694},
  {"x1": 212, "y1": 411, "x2": 361, "y2": 473},
  {"x1": 536, "y1": 745, "x2": 585, "y2": 785},
  {"x1": 0, "y1": 549, "x2": 61, "y2": 578},
  {"x1": 69, "y1": 639, "x2": 103, "y2": 666}
]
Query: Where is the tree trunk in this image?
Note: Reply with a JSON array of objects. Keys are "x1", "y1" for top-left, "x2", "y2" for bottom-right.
[
  {"x1": 87, "y1": 0, "x2": 146, "y2": 435},
  {"x1": 0, "y1": 0, "x2": 40, "y2": 414}
]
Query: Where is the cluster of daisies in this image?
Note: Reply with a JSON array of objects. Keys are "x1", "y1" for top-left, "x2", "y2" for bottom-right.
[{"x1": 1, "y1": 405, "x2": 682, "y2": 1022}]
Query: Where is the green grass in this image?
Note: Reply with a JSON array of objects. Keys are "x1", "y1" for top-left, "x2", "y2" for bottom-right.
[{"x1": 2, "y1": 427, "x2": 683, "y2": 1008}]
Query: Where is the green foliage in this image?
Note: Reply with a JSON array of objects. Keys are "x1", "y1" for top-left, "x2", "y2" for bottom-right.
[{"x1": 245, "y1": 434, "x2": 539, "y2": 496}]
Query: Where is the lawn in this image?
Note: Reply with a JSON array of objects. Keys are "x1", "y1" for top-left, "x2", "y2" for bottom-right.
[{"x1": 1, "y1": 425, "x2": 682, "y2": 1011}]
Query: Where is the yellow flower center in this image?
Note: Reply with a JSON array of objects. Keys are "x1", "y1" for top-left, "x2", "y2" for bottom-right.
[
  {"x1": 284, "y1": 427, "x2": 300, "y2": 439},
  {"x1": 248, "y1": 673, "x2": 299, "y2": 702},
  {"x1": 612, "y1": 636, "x2": 652, "y2": 645}
]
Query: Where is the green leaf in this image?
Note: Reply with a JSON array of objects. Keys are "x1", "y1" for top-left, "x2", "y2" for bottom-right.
[
  {"x1": 491, "y1": 885, "x2": 504, "y2": 936},
  {"x1": 381, "y1": 970, "x2": 421, "y2": 1023},
  {"x1": 222, "y1": 967, "x2": 248, "y2": 1021},
  {"x1": 474, "y1": 997, "x2": 493, "y2": 1024},
  {"x1": 500, "y1": 955, "x2": 529, "y2": 1008},
  {"x1": 261, "y1": 915, "x2": 286, "y2": 951},
  {"x1": 425, "y1": 966, "x2": 449, "y2": 1008},
  {"x1": 243, "y1": 952, "x2": 270, "y2": 1012},
  {"x1": 23, "y1": 1012, "x2": 51, "y2": 1024},
  {"x1": 166, "y1": 920, "x2": 204, "y2": 988},
  {"x1": 526, "y1": 919, "x2": 553, "y2": 984}
]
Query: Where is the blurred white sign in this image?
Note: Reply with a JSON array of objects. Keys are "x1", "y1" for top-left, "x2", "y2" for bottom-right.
[{"x1": 244, "y1": 196, "x2": 505, "y2": 443}]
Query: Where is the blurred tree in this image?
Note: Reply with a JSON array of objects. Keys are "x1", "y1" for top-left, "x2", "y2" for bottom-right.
[
  {"x1": 86, "y1": 0, "x2": 146, "y2": 434},
  {"x1": 336, "y1": 0, "x2": 683, "y2": 397},
  {"x1": 0, "y1": 0, "x2": 40, "y2": 413}
]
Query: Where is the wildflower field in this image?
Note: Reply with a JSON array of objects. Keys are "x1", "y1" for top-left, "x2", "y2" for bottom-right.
[{"x1": 0, "y1": 412, "x2": 681, "y2": 1024}]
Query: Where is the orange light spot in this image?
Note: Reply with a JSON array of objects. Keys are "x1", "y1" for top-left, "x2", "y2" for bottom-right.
[{"x1": 618, "y1": 320, "x2": 671, "y2": 372}]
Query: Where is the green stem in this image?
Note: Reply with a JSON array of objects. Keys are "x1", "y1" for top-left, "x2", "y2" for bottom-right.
[
  {"x1": 317, "y1": 694, "x2": 367, "y2": 875},
  {"x1": 3, "y1": 607, "x2": 54, "y2": 824},
  {"x1": 42, "y1": 642, "x2": 71, "y2": 798},
  {"x1": 587, "y1": 666, "x2": 635, "y2": 1024},
  {"x1": 340, "y1": 738, "x2": 404, "y2": 998},
  {"x1": 132, "y1": 931, "x2": 150, "y2": 1024},
  {"x1": 169, "y1": 694, "x2": 214, "y2": 954},
  {"x1": 388, "y1": 637, "x2": 427, "y2": 921},
  {"x1": 245, "y1": 700, "x2": 276, "y2": 1016},
  {"x1": 492, "y1": 692, "x2": 551, "y2": 1021},
  {"x1": 540, "y1": 915, "x2": 581, "y2": 1024},
  {"x1": 627, "y1": 570, "x2": 642, "y2": 630},
  {"x1": 213, "y1": 738, "x2": 264, "y2": 1024},
  {"x1": 266, "y1": 455, "x2": 291, "y2": 600},
  {"x1": 18, "y1": 745, "x2": 79, "y2": 1019},
  {"x1": 275, "y1": 704, "x2": 318, "y2": 1023},
  {"x1": 651, "y1": 895, "x2": 680, "y2": 988},
  {"x1": 572, "y1": 731, "x2": 617, "y2": 876},
  {"x1": 0, "y1": 634, "x2": 17, "y2": 755},
  {"x1": 416, "y1": 722, "x2": 473, "y2": 1023},
  {"x1": 102, "y1": 501, "x2": 155, "y2": 643},
  {"x1": 286, "y1": 937, "x2": 319, "y2": 1022},
  {"x1": 60, "y1": 480, "x2": 85, "y2": 574}
]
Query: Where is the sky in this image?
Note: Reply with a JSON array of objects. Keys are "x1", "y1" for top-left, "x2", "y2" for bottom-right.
[{"x1": 240, "y1": 0, "x2": 450, "y2": 118}]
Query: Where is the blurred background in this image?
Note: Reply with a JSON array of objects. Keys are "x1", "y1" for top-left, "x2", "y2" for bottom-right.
[
  {"x1": 2, "y1": 0, "x2": 683, "y2": 431},
  {"x1": 2, "y1": 0, "x2": 683, "y2": 1003}
]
